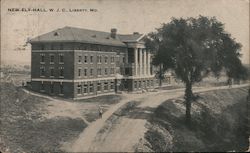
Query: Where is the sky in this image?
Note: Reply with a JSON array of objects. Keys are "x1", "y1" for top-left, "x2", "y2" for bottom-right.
[{"x1": 1, "y1": 0, "x2": 249, "y2": 65}]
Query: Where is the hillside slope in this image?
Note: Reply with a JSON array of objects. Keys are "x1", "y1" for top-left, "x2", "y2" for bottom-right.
[
  {"x1": 144, "y1": 87, "x2": 249, "y2": 152},
  {"x1": 0, "y1": 83, "x2": 87, "y2": 152}
]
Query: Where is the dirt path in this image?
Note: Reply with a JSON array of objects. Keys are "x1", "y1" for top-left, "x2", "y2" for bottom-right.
[
  {"x1": 62, "y1": 92, "x2": 156, "y2": 152},
  {"x1": 87, "y1": 90, "x2": 185, "y2": 152},
  {"x1": 63, "y1": 84, "x2": 249, "y2": 152}
]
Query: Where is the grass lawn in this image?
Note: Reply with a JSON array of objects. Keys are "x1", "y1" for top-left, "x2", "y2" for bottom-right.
[
  {"x1": 76, "y1": 95, "x2": 123, "y2": 122},
  {"x1": 144, "y1": 87, "x2": 249, "y2": 152},
  {"x1": 0, "y1": 82, "x2": 87, "y2": 152},
  {"x1": 0, "y1": 82, "x2": 124, "y2": 152}
]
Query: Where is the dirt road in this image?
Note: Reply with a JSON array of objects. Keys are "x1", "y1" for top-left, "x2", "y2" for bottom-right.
[{"x1": 63, "y1": 84, "x2": 249, "y2": 152}]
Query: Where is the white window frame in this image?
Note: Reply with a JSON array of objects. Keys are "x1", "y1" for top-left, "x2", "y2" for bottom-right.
[
  {"x1": 90, "y1": 68, "x2": 93, "y2": 76},
  {"x1": 104, "y1": 82, "x2": 109, "y2": 91},
  {"x1": 77, "y1": 83, "x2": 82, "y2": 95},
  {"x1": 90, "y1": 55, "x2": 94, "y2": 64},
  {"x1": 110, "y1": 82, "x2": 114, "y2": 90},
  {"x1": 97, "y1": 68, "x2": 102, "y2": 76},
  {"x1": 59, "y1": 83, "x2": 64, "y2": 95},
  {"x1": 104, "y1": 56, "x2": 108, "y2": 64},
  {"x1": 83, "y1": 84, "x2": 88, "y2": 94},
  {"x1": 49, "y1": 67, "x2": 54, "y2": 78},
  {"x1": 40, "y1": 82, "x2": 45, "y2": 92},
  {"x1": 97, "y1": 82, "x2": 102, "y2": 92},
  {"x1": 49, "y1": 54, "x2": 55, "y2": 64},
  {"x1": 89, "y1": 83, "x2": 94, "y2": 93},
  {"x1": 78, "y1": 55, "x2": 82, "y2": 64},
  {"x1": 50, "y1": 82, "x2": 54, "y2": 94},
  {"x1": 78, "y1": 68, "x2": 81, "y2": 77},
  {"x1": 104, "y1": 68, "x2": 108, "y2": 76},
  {"x1": 40, "y1": 66, "x2": 45, "y2": 77},
  {"x1": 59, "y1": 54, "x2": 64, "y2": 64},
  {"x1": 111, "y1": 56, "x2": 115, "y2": 63},
  {"x1": 59, "y1": 67, "x2": 64, "y2": 78},
  {"x1": 84, "y1": 55, "x2": 88, "y2": 63},
  {"x1": 40, "y1": 54, "x2": 45, "y2": 64}
]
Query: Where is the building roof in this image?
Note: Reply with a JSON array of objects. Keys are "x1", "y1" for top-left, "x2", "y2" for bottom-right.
[{"x1": 29, "y1": 26, "x2": 144, "y2": 47}]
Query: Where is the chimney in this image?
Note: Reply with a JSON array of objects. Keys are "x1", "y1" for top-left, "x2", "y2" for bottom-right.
[{"x1": 111, "y1": 28, "x2": 117, "y2": 39}]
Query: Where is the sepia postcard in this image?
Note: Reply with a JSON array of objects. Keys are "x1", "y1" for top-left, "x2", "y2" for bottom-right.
[{"x1": 0, "y1": 0, "x2": 249, "y2": 152}]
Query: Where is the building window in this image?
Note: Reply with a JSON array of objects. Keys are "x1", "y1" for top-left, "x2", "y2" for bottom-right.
[
  {"x1": 77, "y1": 84, "x2": 82, "y2": 94},
  {"x1": 104, "y1": 82, "x2": 108, "y2": 91},
  {"x1": 104, "y1": 56, "x2": 108, "y2": 63},
  {"x1": 110, "y1": 68, "x2": 115, "y2": 74},
  {"x1": 50, "y1": 83, "x2": 54, "y2": 94},
  {"x1": 50, "y1": 67, "x2": 54, "y2": 77},
  {"x1": 84, "y1": 55, "x2": 88, "y2": 63},
  {"x1": 90, "y1": 55, "x2": 93, "y2": 63},
  {"x1": 59, "y1": 83, "x2": 64, "y2": 94},
  {"x1": 90, "y1": 69, "x2": 93, "y2": 76},
  {"x1": 116, "y1": 56, "x2": 120, "y2": 65},
  {"x1": 111, "y1": 56, "x2": 115, "y2": 63},
  {"x1": 110, "y1": 82, "x2": 114, "y2": 90},
  {"x1": 83, "y1": 84, "x2": 88, "y2": 94},
  {"x1": 104, "y1": 68, "x2": 108, "y2": 75},
  {"x1": 97, "y1": 55, "x2": 102, "y2": 63},
  {"x1": 40, "y1": 54, "x2": 45, "y2": 63},
  {"x1": 78, "y1": 68, "x2": 81, "y2": 77},
  {"x1": 40, "y1": 67, "x2": 45, "y2": 76},
  {"x1": 123, "y1": 57, "x2": 125, "y2": 63},
  {"x1": 134, "y1": 81, "x2": 137, "y2": 89},
  {"x1": 59, "y1": 54, "x2": 64, "y2": 63},
  {"x1": 138, "y1": 81, "x2": 141, "y2": 88},
  {"x1": 151, "y1": 80, "x2": 154, "y2": 86},
  {"x1": 50, "y1": 55, "x2": 54, "y2": 63},
  {"x1": 84, "y1": 69, "x2": 87, "y2": 76},
  {"x1": 59, "y1": 67, "x2": 64, "y2": 78},
  {"x1": 89, "y1": 84, "x2": 94, "y2": 93},
  {"x1": 97, "y1": 68, "x2": 101, "y2": 76},
  {"x1": 97, "y1": 83, "x2": 101, "y2": 91},
  {"x1": 78, "y1": 56, "x2": 82, "y2": 63},
  {"x1": 40, "y1": 82, "x2": 45, "y2": 91}
]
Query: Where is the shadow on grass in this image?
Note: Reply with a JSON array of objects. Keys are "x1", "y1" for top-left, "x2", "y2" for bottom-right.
[
  {"x1": 139, "y1": 87, "x2": 249, "y2": 152},
  {"x1": 190, "y1": 99, "x2": 249, "y2": 152},
  {"x1": 124, "y1": 106, "x2": 155, "y2": 120}
]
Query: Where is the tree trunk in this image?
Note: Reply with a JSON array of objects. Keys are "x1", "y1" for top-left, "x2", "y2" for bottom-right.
[
  {"x1": 159, "y1": 64, "x2": 163, "y2": 87},
  {"x1": 185, "y1": 81, "x2": 193, "y2": 126},
  {"x1": 159, "y1": 77, "x2": 162, "y2": 87}
]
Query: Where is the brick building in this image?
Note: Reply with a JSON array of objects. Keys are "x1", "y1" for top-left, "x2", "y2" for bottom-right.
[{"x1": 29, "y1": 26, "x2": 156, "y2": 99}]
